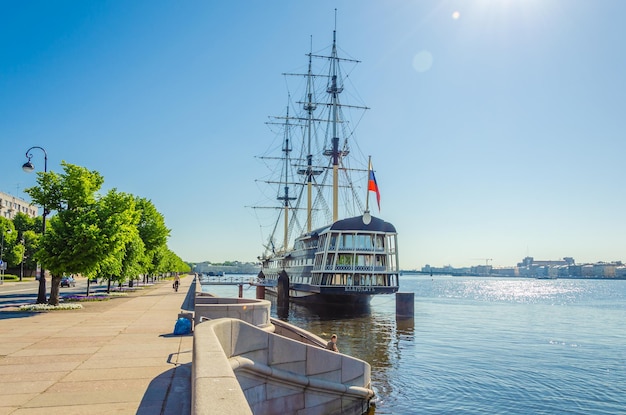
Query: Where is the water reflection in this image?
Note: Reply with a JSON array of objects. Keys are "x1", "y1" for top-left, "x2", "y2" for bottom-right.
[
  {"x1": 201, "y1": 275, "x2": 626, "y2": 414},
  {"x1": 271, "y1": 298, "x2": 392, "y2": 366},
  {"x1": 395, "y1": 318, "x2": 414, "y2": 338},
  {"x1": 277, "y1": 300, "x2": 372, "y2": 321},
  {"x1": 201, "y1": 280, "x2": 409, "y2": 414},
  {"x1": 265, "y1": 295, "x2": 404, "y2": 415}
]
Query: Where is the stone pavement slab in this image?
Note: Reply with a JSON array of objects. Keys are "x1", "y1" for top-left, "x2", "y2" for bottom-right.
[{"x1": 0, "y1": 276, "x2": 194, "y2": 415}]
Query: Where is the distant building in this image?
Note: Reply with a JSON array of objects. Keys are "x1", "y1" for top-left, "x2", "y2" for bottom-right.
[
  {"x1": 491, "y1": 267, "x2": 519, "y2": 277},
  {"x1": 0, "y1": 191, "x2": 38, "y2": 219},
  {"x1": 422, "y1": 257, "x2": 625, "y2": 279},
  {"x1": 517, "y1": 256, "x2": 575, "y2": 268},
  {"x1": 517, "y1": 256, "x2": 576, "y2": 277},
  {"x1": 593, "y1": 263, "x2": 616, "y2": 278},
  {"x1": 470, "y1": 265, "x2": 493, "y2": 276},
  {"x1": 615, "y1": 267, "x2": 626, "y2": 278},
  {"x1": 581, "y1": 265, "x2": 595, "y2": 277}
]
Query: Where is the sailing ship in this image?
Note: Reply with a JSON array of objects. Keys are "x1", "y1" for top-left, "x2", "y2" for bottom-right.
[{"x1": 255, "y1": 19, "x2": 399, "y2": 307}]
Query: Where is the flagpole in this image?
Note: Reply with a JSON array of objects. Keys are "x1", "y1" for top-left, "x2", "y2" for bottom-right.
[{"x1": 365, "y1": 155, "x2": 371, "y2": 213}]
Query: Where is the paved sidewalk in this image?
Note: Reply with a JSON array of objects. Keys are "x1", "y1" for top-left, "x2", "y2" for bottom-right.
[{"x1": 0, "y1": 276, "x2": 194, "y2": 415}]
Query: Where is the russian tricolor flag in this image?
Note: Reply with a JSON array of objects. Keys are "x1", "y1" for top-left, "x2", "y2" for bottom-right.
[{"x1": 368, "y1": 160, "x2": 381, "y2": 211}]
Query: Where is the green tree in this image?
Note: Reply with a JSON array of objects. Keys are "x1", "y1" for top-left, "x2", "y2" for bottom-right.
[
  {"x1": 21, "y1": 230, "x2": 40, "y2": 277},
  {"x1": 160, "y1": 249, "x2": 190, "y2": 275},
  {"x1": 119, "y1": 233, "x2": 146, "y2": 285},
  {"x1": 98, "y1": 228, "x2": 146, "y2": 293},
  {"x1": 0, "y1": 217, "x2": 21, "y2": 267},
  {"x1": 12, "y1": 213, "x2": 40, "y2": 278},
  {"x1": 26, "y1": 162, "x2": 140, "y2": 305},
  {"x1": 135, "y1": 197, "x2": 170, "y2": 281},
  {"x1": 13, "y1": 212, "x2": 37, "y2": 234}
]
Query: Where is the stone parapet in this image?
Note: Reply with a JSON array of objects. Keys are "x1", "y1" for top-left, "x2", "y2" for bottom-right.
[
  {"x1": 192, "y1": 321, "x2": 253, "y2": 415},
  {"x1": 192, "y1": 318, "x2": 373, "y2": 415},
  {"x1": 194, "y1": 295, "x2": 271, "y2": 328}
]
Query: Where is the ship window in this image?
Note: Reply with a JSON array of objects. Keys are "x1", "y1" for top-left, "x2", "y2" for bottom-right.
[
  {"x1": 329, "y1": 234, "x2": 337, "y2": 250},
  {"x1": 375, "y1": 255, "x2": 386, "y2": 267},
  {"x1": 356, "y1": 254, "x2": 372, "y2": 267},
  {"x1": 356, "y1": 234, "x2": 372, "y2": 250},
  {"x1": 340, "y1": 234, "x2": 354, "y2": 249},
  {"x1": 337, "y1": 254, "x2": 353, "y2": 265},
  {"x1": 386, "y1": 235, "x2": 396, "y2": 253},
  {"x1": 375, "y1": 235, "x2": 384, "y2": 250}
]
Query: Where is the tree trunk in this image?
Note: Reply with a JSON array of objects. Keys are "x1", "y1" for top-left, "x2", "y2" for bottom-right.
[
  {"x1": 36, "y1": 272, "x2": 47, "y2": 304},
  {"x1": 86, "y1": 278, "x2": 91, "y2": 297},
  {"x1": 107, "y1": 278, "x2": 111, "y2": 293},
  {"x1": 48, "y1": 274, "x2": 61, "y2": 306}
]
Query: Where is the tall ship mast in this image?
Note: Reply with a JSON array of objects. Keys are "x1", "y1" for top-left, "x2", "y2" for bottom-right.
[{"x1": 256, "y1": 16, "x2": 399, "y2": 308}]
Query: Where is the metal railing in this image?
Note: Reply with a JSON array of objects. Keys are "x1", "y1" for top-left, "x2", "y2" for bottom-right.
[{"x1": 198, "y1": 275, "x2": 277, "y2": 287}]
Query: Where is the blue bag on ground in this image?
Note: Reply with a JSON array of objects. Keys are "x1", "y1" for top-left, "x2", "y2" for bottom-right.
[{"x1": 173, "y1": 317, "x2": 191, "y2": 335}]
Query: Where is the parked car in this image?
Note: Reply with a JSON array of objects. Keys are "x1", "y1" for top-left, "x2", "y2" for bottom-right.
[{"x1": 60, "y1": 276, "x2": 76, "y2": 287}]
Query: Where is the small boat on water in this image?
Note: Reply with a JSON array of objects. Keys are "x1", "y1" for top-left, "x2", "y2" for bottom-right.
[
  {"x1": 254, "y1": 16, "x2": 400, "y2": 308},
  {"x1": 536, "y1": 275, "x2": 558, "y2": 280}
]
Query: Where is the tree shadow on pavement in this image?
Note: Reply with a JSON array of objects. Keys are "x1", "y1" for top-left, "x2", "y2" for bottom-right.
[
  {"x1": 0, "y1": 311, "x2": 38, "y2": 320},
  {"x1": 136, "y1": 363, "x2": 191, "y2": 415}
]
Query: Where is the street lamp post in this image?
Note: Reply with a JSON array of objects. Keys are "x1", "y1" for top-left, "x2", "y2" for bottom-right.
[
  {"x1": 23, "y1": 146, "x2": 48, "y2": 304},
  {"x1": 20, "y1": 238, "x2": 25, "y2": 282}
]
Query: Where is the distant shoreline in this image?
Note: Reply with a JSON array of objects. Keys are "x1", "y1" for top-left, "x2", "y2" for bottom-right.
[{"x1": 401, "y1": 271, "x2": 626, "y2": 280}]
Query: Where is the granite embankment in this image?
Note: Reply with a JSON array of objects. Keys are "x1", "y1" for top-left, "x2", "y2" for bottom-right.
[{"x1": 0, "y1": 276, "x2": 194, "y2": 415}]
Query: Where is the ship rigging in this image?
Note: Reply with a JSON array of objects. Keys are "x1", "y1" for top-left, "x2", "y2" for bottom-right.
[{"x1": 253, "y1": 17, "x2": 400, "y2": 308}]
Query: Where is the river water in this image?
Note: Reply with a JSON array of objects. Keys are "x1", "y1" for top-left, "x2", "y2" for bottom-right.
[{"x1": 202, "y1": 275, "x2": 626, "y2": 414}]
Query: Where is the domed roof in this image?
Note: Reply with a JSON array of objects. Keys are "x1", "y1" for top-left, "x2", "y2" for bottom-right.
[{"x1": 329, "y1": 215, "x2": 397, "y2": 233}]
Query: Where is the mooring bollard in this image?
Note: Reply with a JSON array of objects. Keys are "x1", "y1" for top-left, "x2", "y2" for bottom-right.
[
  {"x1": 396, "y1": 292, "x2": 414, "y2": 319},
  {"x1": 256, "y1": 285, "x2": 265, "y2": 299},
  {"x1": 256, "y1": 270, "x2": 266, "y2": 300},
  {"x1": 277, "y1": 270, "x2": 289, "y2": 309}
]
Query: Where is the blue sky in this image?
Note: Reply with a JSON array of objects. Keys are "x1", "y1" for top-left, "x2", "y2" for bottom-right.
[{"x1": 2, "y1": 0, "x2": 625, "y2": 269}]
